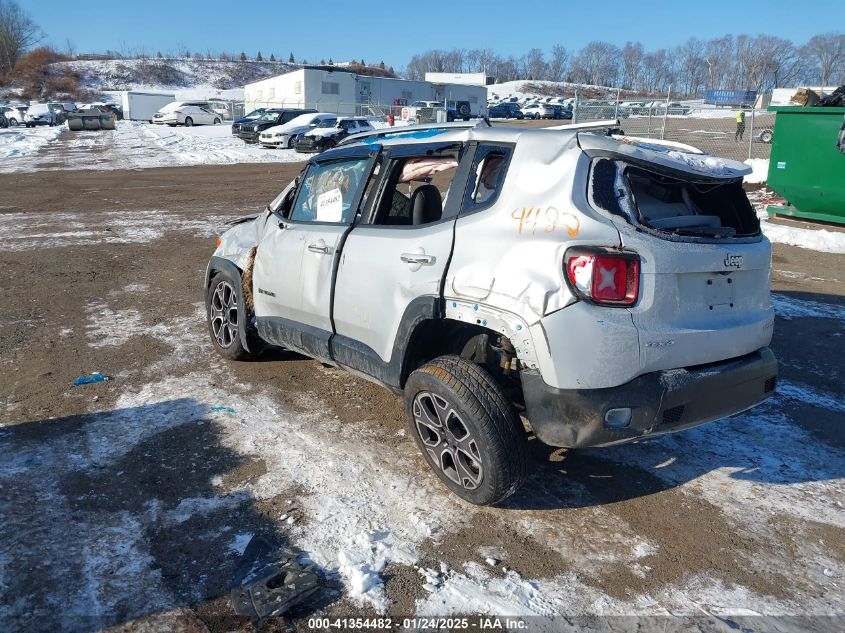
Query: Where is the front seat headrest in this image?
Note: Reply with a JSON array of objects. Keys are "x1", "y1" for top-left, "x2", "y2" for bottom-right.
[{"x1": 410, "y1": 184, "x2": 443, "y2": 226}]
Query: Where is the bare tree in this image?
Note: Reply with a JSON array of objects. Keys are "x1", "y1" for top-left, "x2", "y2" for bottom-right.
[
  {"x1": 802, "y1": 32, "x2": 845, "y2": 85},
  {"x1": 570, "y1": 41, "x2": 620, "y2": 86},
  {"x1": 0, "y1": 0, "x2": 41, "y2": 74},
  {"x1": 620, "y1": 41, "x2": 644, "y2": 89}
]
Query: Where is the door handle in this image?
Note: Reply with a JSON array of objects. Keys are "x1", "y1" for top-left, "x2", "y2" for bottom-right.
[
  {"x1": 308, "y1": 243, "x2": 333, "y2": 254},
  {"x1": 400, "y1": 253, "x2": 435, "y2": 265}
]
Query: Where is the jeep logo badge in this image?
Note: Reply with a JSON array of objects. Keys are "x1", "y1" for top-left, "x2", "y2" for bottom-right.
[{"x1": 724, "y1": 254, "x2": 743, "y2": 268}]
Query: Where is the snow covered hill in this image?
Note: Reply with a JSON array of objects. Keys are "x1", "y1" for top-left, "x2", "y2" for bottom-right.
[{"x1": 51, "y1": 57, "x2": 298, "y2": 101}]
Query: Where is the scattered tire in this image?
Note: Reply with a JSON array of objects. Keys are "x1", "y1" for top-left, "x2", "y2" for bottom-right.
[
  {"x1": 185, "y1": 117, "x2": 194, "y2": 127},
  {"x1": 759, "y1": 129, "x2": 773, "y2": 144},
  {"x1": 404, "y1": 355, "x2": 528, "y2": 505}
]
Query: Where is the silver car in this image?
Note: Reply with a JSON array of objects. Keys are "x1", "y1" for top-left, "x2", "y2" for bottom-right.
[
  {"x1": 204, "y1": 121, "x2": 777, "y2": 505},
  {"x1": 259, "y1": 112, "x2": 337, "y2": 149}
]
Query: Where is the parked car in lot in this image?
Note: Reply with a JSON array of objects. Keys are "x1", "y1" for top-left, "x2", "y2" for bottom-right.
[
  {"x1": 488, "y1": 102, "x2": 524, "y2": 119},
  {"x1": 259, "y1": 112, "x2": 337, "y2": 149},
  {"x1": 231, "y1": 108, "x2": 267, "y2": 136},
  {"x1": 237, "y1": 109, "x2": 317, "y2": 144},
  {"x1": 1, "y1": 105, "x2": 26, "y2": 126},
  {"x1": 205, "y1": 121, "x2": 777, "y2": 505},
  {"x1": 24, "y1": 103, "x2": 64, "y2": 127},
  {"x1": 522, "y1": 103, "x2": 555, "y2": 120},
  {"x1": 152, "y1": 102, "x2": 223, "y2": 126},
  {"x1": 551, "y1": 104, "x2": 572, "y2": 120},
  {"x1": 294, "y1": 117, "x2": 374, "y2": 153}
]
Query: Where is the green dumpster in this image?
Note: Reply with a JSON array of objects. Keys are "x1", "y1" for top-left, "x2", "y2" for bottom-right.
[{"x1": 766, "y1": 106, "x2": 845, "y2": 225}]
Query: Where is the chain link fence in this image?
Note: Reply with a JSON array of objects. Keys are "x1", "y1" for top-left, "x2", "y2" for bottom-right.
[{"x1": 571, "y1": 94, "x2": 774, "y2": 163}]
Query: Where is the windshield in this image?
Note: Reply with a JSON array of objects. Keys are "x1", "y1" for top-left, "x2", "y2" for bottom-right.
[
  {"x1": 285, "y1": 113, "x2": 321, "y2": 128},
  {"x1": 316, "y1": 118, "x2": 337, "y2": 128},
  {"x1": 259, "y1": 112, "x2": 282, "y2": 121},
  {"x1": 244, "y1": 109, "x2": 264, "y2": 118}
]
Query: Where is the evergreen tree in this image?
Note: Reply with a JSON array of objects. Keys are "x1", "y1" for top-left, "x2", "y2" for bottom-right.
[
  {"x1": 256, "y1": 51, "x2": 263, "y2": 61},
  {"x1": 240, "y1": 51, "x2": 247, "y2": 61},
  {"x1": 328, "y1": 58, "x2": 334, "y2": 65},
  {"x1": 379, "y1": 60, "x2": 385, "y2": 69},
  {"x1": 270, "y1": 53, "x2": 276, "y2": 62},
  {"x1": 288, "y1": 52, "x2": 295, "y2": 63},
  {"x1": 361, "y1": 58, "x2": 365, "y2": 66},
  {"x1": 156, "y1": 51, "x2": 163, "y2": 59}
]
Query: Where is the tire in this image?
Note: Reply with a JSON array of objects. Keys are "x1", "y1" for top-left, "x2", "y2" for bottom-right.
[
  {"x1": 206, "y1": 270, "x2": 261, "y2": 361},
  {"x1": 759, "y1": 129, "x2": 773, "y2": 144},
  {"x1": 9, "y1": 118, "x2": 16, "y2": 126},
  {"x1": 288, "y1": 136, "x2": 297, "y2": 149},
  {"x1": 214, "y1": 117, "x2": 221, "y2": 124},
  {"x1": 404, "y1": 355, "x2": 528, "y2": 505},
  {"x1": 185, "y1": 117, "x2": 193, "y2": 127},
  {"x1": 458, "y1": 103, "x2": 471, "y2": 118}
]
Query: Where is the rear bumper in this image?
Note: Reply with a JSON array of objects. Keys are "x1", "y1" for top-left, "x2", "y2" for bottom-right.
[{"x1": 521, "y1": 347, "x2": 778, "y2": 448}]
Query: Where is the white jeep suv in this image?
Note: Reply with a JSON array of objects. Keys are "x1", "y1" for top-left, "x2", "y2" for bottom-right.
[{"x1": 205, "y1": 121, "x2": 778, "y2": 505}]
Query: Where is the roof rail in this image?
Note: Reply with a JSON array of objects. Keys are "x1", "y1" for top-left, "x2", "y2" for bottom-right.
[
  {"x1": 545, "y1": 118, "x2": 620, "y2": 131},
  {"x1": 338, "y1": 119, "x2": 489, "y2": 147}
]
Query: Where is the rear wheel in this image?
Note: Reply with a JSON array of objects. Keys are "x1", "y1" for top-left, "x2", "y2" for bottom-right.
[
  {"x1": 214, "y1": 117, "x2": 221, "y2": 125},
  {"x1": 206, "y1": 271, "x2": 261, "y2": 361},
  {"x1": 185, "y1": 117, "x2": 194, "y2": 127},
  {"x1": 404, "y1": 355, "x2": 528, "y2": 505},
  {"x1": 9, "y1": 118, "x2": 17, "y2": 126}
]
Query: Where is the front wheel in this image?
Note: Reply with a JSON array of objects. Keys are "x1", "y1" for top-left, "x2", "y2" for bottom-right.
[
  {"x1": 214, "y1": 117, "x2": 221, "y2": 125},
  {"x1": 404, "y1": 355, "x2": 528, "y2": 505},
  {"x1": 9, "y1": 118, "x2": 17, "y2": 126},
  {"x1": 206, "y1": 271, "x2": 261, "y2": 361}
]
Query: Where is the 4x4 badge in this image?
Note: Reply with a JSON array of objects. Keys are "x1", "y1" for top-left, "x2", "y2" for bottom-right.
[{"x1": 724, "y1": 254, "x2": 743, "y2": 268}]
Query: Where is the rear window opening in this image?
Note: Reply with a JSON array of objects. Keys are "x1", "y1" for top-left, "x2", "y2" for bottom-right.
[{"x1": 589, "y1": 158, "x2": 761, "y2": 240}]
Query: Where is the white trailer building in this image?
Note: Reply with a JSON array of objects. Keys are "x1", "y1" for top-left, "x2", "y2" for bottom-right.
[
  {"x1": 244, "y1": 68, "x2": 487, "y2": 117},
  {"x1": 118, "y1": 91, "x2": 177, "y2": 121}
]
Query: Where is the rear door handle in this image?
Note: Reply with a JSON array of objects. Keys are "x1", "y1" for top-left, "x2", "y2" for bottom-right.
[
  {"x1": 400, "y1": 253, "x2": 435, "y2": 265},
  {"x1": 307, "y1": 242, "x2": 333, "y2": 254}
]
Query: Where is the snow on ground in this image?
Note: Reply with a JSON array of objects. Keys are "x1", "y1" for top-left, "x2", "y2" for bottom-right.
[
  {"x1": 761, "y1": 220, "x2": 845, "y2": 255},
  {"x1": 10, "y1": 257, "x2": 836, "y2": 621},
  {"x1": 748, "y1": 189, "x2": 845, "y2": 255},
  {"x1": 744, "y1": 158, "x2": 769, "y2": 183},
  {"x1": 0, "y1": 125, "x2": 64, "y2": 159},
  {"x1": 0, "y1": 120, "x2": 306, "y2": 172}
]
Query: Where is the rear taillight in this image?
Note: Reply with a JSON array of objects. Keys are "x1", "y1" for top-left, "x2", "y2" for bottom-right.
[{"x1": 565, "y1": 249, "x2": 640, "y2": 306}]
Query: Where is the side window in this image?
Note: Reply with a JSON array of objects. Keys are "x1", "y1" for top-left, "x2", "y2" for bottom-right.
[
  {"x1": 289, "y1": 158, "x2": 370, "y2": 224},
  {"x1": 463, "y1": 145, "x2": 512, "y2": 212},
  {"x1": 371, "y1": 154, "x2": 460, "y2": 227}
]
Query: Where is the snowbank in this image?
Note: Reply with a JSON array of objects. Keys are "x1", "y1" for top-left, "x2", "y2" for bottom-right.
[
  {"x1": 0, "y1": 126, "x2": 64, "y2": 160},
  {"x1": 762, "y1": 219, "x2": 845, "y2": 254},
  {"x1": 744, "y1": 158, "x2": 769, "y2": 183}
]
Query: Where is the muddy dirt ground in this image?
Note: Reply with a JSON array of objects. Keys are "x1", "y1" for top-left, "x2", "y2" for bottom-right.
[{"x1": 1, "y1": 163, "x2": 844, "y2": 633}]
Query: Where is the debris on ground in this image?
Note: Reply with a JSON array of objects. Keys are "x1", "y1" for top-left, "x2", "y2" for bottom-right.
[
  {"x1": 72, "y1": 373, "x2": 110, "y2": 386},
  {"x1": 231, "y1": 536, "x2": 320, "y2": 624},
  {"x1": 210, "y1": 406, "x2": 236, "y2": 414}
]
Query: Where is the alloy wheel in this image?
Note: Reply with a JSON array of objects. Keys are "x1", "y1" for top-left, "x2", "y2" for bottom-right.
[
  {"x1": 210, "y1": 280, "x2": 239, "y2": 349},
  {"x1": 412, "y1": 392, "x2": 483, "y2": 490}
]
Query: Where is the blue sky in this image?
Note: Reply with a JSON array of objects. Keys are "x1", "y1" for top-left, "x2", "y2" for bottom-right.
[{"x1": 28, "y1": 0, "x2": 842, "y2": 69}]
